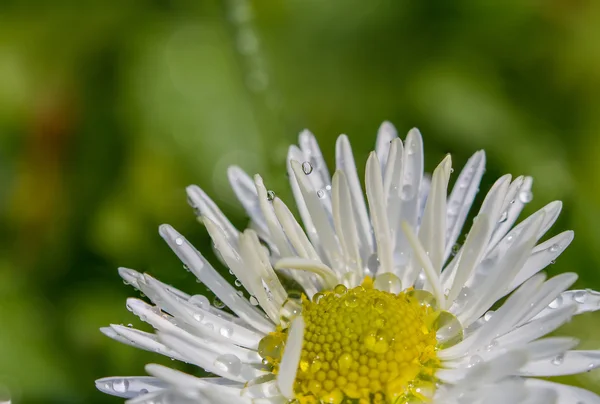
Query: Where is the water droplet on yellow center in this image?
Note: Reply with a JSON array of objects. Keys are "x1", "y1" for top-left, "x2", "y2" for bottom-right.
[{"x1": 259, "y1": 278, "x2": 446, "y2": 403}]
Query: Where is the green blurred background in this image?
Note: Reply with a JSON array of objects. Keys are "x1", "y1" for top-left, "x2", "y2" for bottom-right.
[{"x1": 1, "y1": 0, "x2": 600, "y2": 402}]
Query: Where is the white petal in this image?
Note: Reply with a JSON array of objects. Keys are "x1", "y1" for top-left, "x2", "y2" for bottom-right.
[
  {"x1": 158, "y1": 332, "x2": 264, "y2": 382},
  {"x1": 510, "y1": 231, "x2": 574, "y2": 291},
  {"x1": 335, "y1": 134, "x2": 374, "y2": 262},
  {"x1": 159, "y1": 224, "x2": 274, "y2": 334},
  {"x1": 290, "y1": 160, "x2": 343, "y2": 270},
  {"x1": 525, "y1": 379, "x2": 600, "y2": 404},
  {"x1": 444, "y1": 214, "x2": 490, "y2": 308},
  {"x1": 332, "y1": 170, "x2": 363, "y2": 276},
  {"x1": 275, "y1": 257, "x2": 338, "y2": 289},
  {"x1": 186, "y1": 185, "x2": 239, "y2": 242},
  {"x1": 277, "y1": 316, "x2": 304, "y2": 399},
  {"x1": 95, "y1": 376, "x2": 166, "y2": 398},
  {"x1": 401, "y1": 222, "x2": 445, "y2": 307},
  {"x1": 375, "y1": 121, "x2": 398, "y2": 172},
  {"x1": 365, "y1": 152, "x2": 394, "y2": 275},
  {"x1": 227, "y1": 166, "x2": 269, "y2": 239},
  {"x1": 395, "y1": 128, "x2": 424, "y2": 285},
  {"x1": 445, "y1": 150, "x2": 486, "y2": 261},
  {"x1": 253, "y1": 174, "x2": 294, "y2": 257},
  {"x1": 519, "y1": 350, "x2": 600, "y2": 376}
]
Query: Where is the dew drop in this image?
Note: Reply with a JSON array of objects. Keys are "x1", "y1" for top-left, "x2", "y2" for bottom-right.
[
  {"x1": 366, "y1": 253, "x2": 380, "y2": 275},
  {"x1": 549, "y1": 295, "x2": 563, "y2": 309},
  {"x1": 249, "y1": 296, "x2": 259, "y2": 306},
  {"x1": 214, "y1": 354, "x2": 242, "y2": 376},
  {"x1": 140, "y1": 388, "x2": 148, "y2": 395},
  {"x1": 112, "y1": 379, "x2": 129, "y2": 393},
  {"x1": 334, "y1": 284, "x2": 347, "y2": 295},
  {"x1": 401, "y1": 184, "x2": 414, "y2": 200},
  {"x1": 193, "y1": 312, "x2": 203, "y2": 322},
  {"x1": 302, "y1": 161, "x2": 313, "y2": 175},
  {"x1": 213, "y1": 297, "x2": 226, "y2": 309},
  {"x1": 468, "y1": 355, "x2": 482, "y2": 368},
  {"x1": 518, "y1": 190, "x2": 533, "y2": 203},
  {"x1": 498, "y1": 211, "x2": 508, "y2": 223},
  {"x1": 234, "y1": 279, "x2": 242, "y2": 287},
  {"x1": 189, "y1": 295, "x2": 210, "y2": 309},
  {"x1": 220, "y1": 326, "x2": 233, "y2": 338},
  {"x1": 344, "y1": 293, "x2": 359, "y2": 308},
  {"x1": 373, "y1": 273, "x2": 403, "y2": 294},
  {"x1": 549, "y1": 244, "x2": 560, "y2": 253},
  {"x1": 551, "y1": 354, "x2": 564, "y2": 365},
  {"x1": 267, "y1": 190, "x2": 275, "y2": 201},
  {"x1": 451, "y1": 243, "x2": 461, "y2": 256},
  {"x1": 236, "y1": 290, "x2": 244, "y2": 297},
  {"x1": 485, "y1": 339, "x2": 498, "y2": 351},
  {"x1": 573, "y1": 291, "x2": 587, "y2": 304},
  {"x1": 316, "y1": 189, "x2": 326, "y2": 199},
  {"x1": 484, "y1": 311, "x2": 494, "y2": 321},
  {"x1": 175, "y1": 237, "x2": 184, "y2": 246}
]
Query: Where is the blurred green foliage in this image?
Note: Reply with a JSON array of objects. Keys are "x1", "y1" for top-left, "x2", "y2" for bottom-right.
[{"x1": 1, "y1": 0, "x2": 600, "y2": 402}]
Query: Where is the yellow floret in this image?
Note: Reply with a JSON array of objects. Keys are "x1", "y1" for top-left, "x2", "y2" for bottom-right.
[{"x1": 259, "y1": 277, "x2": 442, "y2": 403}]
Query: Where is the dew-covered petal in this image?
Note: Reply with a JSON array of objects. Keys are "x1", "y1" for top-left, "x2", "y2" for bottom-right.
[
  {"x1": 375, "y1": 121, "x2": 398, "y2": 173},
  {"x1": 394, "y1": 129, "x2": 424, "y2": 285},
  {"x1": 419, "y1": 155, "x2": 451, "y2": 273},
  {"x1": 445, "y1": 150, "x2": 486, "y2": 262},
  {"x1": 159, "y1": 224, "x2": 274, "y2": 334},
  {"x1": 95, "y1": 376, "x2": 166, "y2": 398},
  {"x1": 101, "y1": 324, "x2": 186, "y2": 362},
  {"x1": 519, "y1": 350, "x2": 600, "y2": 376},
  {"x1": 158, "y1": 332, "x2": 264, "y2": 382},
  {"x1": 509, "y1": 231, "x2": 574, "y2": 291},
  {"x1": 365, "y1": 152, "x2": 394, "y2": 275},
  {"x1": 335, "y1": 134, "x2": 374, "y2": 262},
  {"x1": 290, "y1": 160, "x2": 343, "y2": 271},
  {"x1": 524, "y1": 379, "x2": 600, "y2": 404}
]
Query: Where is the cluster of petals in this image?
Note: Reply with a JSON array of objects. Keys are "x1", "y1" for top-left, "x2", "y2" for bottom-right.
[{"x1": 96, "y1": 123, "x2": 600, "y2": 404}]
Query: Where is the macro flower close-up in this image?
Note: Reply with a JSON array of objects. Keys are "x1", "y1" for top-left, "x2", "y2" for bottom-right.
[{"x1": 95, "y1": 123, "x2": 600, "y2": 404}]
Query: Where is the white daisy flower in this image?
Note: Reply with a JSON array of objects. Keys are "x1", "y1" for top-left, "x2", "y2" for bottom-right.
[{"x1": 96, "y1": 123, "x2": 600, "y2": 404}]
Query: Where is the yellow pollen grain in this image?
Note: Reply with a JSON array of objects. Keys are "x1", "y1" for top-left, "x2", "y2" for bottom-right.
[{"x1": 259, "y1": 278, "x2": 441, "y2": 403}]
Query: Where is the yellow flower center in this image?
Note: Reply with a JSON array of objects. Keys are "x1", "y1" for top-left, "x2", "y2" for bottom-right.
[{"x1": 258, "y1": 278, "x2": 447, "y2": 404}]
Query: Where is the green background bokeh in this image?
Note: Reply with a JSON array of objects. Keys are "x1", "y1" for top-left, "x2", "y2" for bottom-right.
[{"x1": 1, "y1": 0, "x2": 600, "y2": 402}]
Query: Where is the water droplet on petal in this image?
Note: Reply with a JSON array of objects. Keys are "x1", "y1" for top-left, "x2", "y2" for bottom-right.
[
  {"x1": 189, "y1": 294, "x2": 210, "y2": 309},
  {"x1": 552, "y1": 354, "x2": 564, "y2": 365},
  {"x1": 175, "y1": 237, "x2": 184, "y2": 246},
  {"x1": 401, "y1": 184, "x2": 414, "y2": 200},
  {"x1": 498, "y1": 211, "x2": 508, "y2": 223},
  {"x1": 316, "y1": 189, "x2": 326, "y2": 199},
  {"x1": 213, "y1": 297, "x2": 226, "y2": 309},
  {"x1": 193, "y1": 312, "x2": 203, "y2": 322},
  {"x1": 234, "y1": 279, "x2": 242, "y2": 287},
  {"x1": 468, "y1": 355, "x2": 482, "y2": 368},
  {"x1": 549, "y1": 295, "x2": 563, "y2": 309},
  {"x1": 112, "y1": 379, "x2": 129, "y2": 393},
  {"x1": 214, "y1": 354, "x2": 242, "y2": 376},
  {"x1": 518, "y1": 190, "x2": 533, "y2": 203},
  {"x1": 220, "y1": 326, "x2": 233, "y2": 338},
  {"x1": 249, "y1": 296, "x2": 259, "y2": 306},
  {"x1": 574, "y1": 291, "x2": 587, "y2": 304},
  {"x1": 267, "y1": 190, "x2": 276, "y2": 201},
  {"x1": 302, "y1": 161, "x2": 313, "y2": 175}
]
